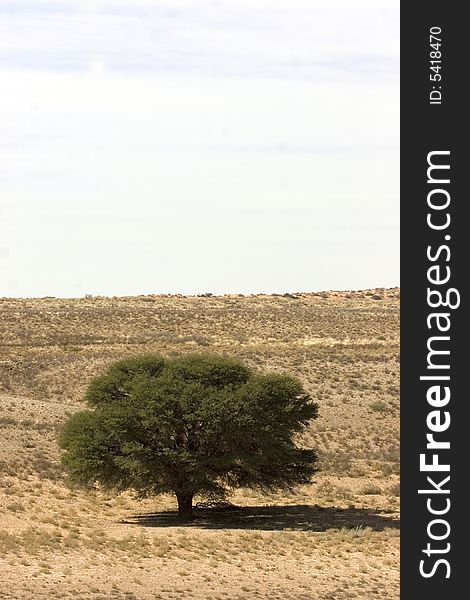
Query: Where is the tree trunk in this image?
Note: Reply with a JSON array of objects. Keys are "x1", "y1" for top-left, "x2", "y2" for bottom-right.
[{"x1": 176, "y1": 492, "x2": 194, "y2": 520}]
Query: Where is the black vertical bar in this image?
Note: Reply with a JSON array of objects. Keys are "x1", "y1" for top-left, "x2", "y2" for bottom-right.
[{"x1": 401, "y1": 2, "x2": 466, "y2": 598}]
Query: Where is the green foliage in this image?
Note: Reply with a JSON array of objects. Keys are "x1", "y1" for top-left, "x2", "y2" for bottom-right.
[{"x1": 59, "y1": 354, "x2": 318, "y2": 515}]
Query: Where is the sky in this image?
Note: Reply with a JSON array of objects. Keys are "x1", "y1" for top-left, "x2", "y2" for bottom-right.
[{"x1": 0, "y1": 0, "x2": 399, "y2": 297}]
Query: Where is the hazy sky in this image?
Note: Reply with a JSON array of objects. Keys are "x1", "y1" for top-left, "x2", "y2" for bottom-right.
[{"x1": 0, "y1": 0, "x2": 399, "y2": 297}]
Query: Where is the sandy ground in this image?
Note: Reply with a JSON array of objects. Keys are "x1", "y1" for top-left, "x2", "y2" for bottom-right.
[{"x1": 0, "y1": 289, "x2": 399, "y2": 599}]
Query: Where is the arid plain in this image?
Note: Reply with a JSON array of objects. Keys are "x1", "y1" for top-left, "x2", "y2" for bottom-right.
[{"x1": 0, "y1": 289, "x2": 399, "y2": 599}]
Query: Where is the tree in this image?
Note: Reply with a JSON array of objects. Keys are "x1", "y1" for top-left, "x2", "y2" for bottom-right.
[{"x1": 59, "y1": 354, "x2": 318, "y2": 519}]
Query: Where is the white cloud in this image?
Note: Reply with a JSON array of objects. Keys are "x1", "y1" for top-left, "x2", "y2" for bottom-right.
[{"x1": 0, "y1": 0, "x2": 399, "y2": 296}]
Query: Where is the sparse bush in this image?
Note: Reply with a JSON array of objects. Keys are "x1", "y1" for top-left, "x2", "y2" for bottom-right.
[
  {"x1": 6, "y1": 501, "x2": 25, "y2": 513},
  {"x1": 361, "y1": 484, "x2": 382, "y2": 495},
  {"x1": 369, "y1": 400, "x2": 390, "y2": 413}
]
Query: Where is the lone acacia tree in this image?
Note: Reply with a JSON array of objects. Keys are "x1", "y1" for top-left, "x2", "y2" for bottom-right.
[{"x1": 59, "y1": 354, "x2": 318, "y2": 519}]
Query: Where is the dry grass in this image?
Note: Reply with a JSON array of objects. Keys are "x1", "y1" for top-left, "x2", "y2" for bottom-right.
[{"x1": 0, "y1": 288, "x2": 399, "y2": 599}]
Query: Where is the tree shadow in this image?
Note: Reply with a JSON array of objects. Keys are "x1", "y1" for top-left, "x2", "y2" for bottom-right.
[{"x1": 122, "y1": 504, "x2": 400, "y2": 532}]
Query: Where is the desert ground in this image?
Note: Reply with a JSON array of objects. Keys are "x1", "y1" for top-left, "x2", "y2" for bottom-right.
[{"x1": 0, "y1": 288, "x2": 399, "y2": 599}]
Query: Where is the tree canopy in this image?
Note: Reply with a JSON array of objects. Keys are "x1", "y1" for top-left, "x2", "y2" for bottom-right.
[{"x1": 59, "y1": 353, "x2": 318, "y2": 518}]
